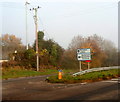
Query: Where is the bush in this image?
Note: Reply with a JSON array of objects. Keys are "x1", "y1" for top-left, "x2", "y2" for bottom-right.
[{"x1": 2, "y1": 61, "x2": 20, "y2": 68}]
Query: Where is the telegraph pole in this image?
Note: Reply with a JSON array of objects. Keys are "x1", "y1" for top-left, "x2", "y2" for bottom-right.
[
  {"x1": 25, "y1": 1, "x2": 30, "y2": 50},
  {"x1": 30, "y1": 6, "x2": 40, "y2": 71}
]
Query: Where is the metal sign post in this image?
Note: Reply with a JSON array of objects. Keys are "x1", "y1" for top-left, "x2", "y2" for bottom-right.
[
  {"x1": 88, "y1": 62, "x2": 90, "y2": 69},
  {"x1": 86, "y1": 60, "x2": 91, "y2": 70},
  {"x1": 79, "y1": 61, "x2": 82, "y2": 72}
]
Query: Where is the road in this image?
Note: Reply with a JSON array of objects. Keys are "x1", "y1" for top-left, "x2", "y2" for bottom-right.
[{"x1": 2, "y1": 75, "x2": 119, "y2": 101}]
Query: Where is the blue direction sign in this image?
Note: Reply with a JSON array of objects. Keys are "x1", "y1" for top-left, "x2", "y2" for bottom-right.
[{"x1": 77, "y1": 48, "x2": 91, "y2": 61}]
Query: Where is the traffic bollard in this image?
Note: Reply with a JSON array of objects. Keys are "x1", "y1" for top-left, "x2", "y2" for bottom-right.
[{"x1": 58, "y1": 70, "x2": 62, "y2": 79}]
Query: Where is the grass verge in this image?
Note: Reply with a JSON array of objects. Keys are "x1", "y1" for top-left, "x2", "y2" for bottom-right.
[
  {"x1": 46, "y1": 69, "x2": 120, "y2": 84},
  {"x1": 1, "y1": 67, "x2": 73, "y2": 80}
]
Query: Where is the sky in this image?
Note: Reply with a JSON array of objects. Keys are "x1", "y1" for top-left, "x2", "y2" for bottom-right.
[{"x1": 0, "y1": 0, "x2": 118, "y2": 49}]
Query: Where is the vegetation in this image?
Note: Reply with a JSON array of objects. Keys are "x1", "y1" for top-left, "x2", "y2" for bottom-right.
[
  {"x1": 46, "y1": 69, "x2": 120, "y2": 83},
  {"x1": 2, "y1": 67, "x2": 73, "y2": 79},
  {"x1": 2, "y1": 32, "x2": 64, "y2": 70},
  {"x1": 61, "y1": 34, "x2": 118, "y2": 70},
  {"x1": 1, "y1": 33, "x2": 119, "y2": 73},
  {"x1": 1, "y1": 34, "x2": 25, "y2": 60}
]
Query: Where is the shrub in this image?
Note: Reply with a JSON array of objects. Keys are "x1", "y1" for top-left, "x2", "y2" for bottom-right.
[{"x1": 2, "y1": 61, "x2": 20, "y2": 68}]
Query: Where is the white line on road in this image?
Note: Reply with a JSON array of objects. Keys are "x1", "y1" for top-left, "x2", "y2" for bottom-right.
[
  {"x1": 101, "y1": 80, "x2": 118, "y2": 83},
  {"x1": 101, "y1": 78, "x2": 120, "y2": 83},
  {"x1": 80, "y1": 82, "x2": 87, "y2": 85}
]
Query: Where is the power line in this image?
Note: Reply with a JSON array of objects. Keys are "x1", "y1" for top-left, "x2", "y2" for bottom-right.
[
  {"x1": 1, "y1": 2, "x2": 24, "y2": 9},
  {"x1": 60, "y1": 5, "x2": 117, "y2": 18},
  {"x1": 28, "y1": 2, "x2": 117, "y2": 18},
  {"x1": 29, "y1": 4, "x2": 51, "y2": 42},
  {"x1": 37, "y1": 16, "x2": 51, "y2": 40}
]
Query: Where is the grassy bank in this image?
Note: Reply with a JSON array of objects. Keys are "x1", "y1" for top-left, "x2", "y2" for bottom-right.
[
  {"x1": 46, "y1": 69, "x2": 120, "y2": 83},
  {"x1": 1, "y1": 67, "x2": 73, "y2": 80}
]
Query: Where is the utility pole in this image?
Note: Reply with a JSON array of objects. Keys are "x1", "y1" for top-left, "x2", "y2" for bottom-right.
[
  {"x1": 25, "y1": 1, "x2": 30, "y2": 50},
  {"x1": 30, "y1": 6, "x2": 40, "y2": 71}
]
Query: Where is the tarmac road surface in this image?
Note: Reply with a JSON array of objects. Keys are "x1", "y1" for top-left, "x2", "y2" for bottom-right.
[{"x1": 2, "y1": 75, "x2": 119, "y2": 101}]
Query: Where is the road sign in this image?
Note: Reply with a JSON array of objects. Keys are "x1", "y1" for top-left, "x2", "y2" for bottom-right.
[{"x1": 77, "y1": 48, "x2": 91, "y2": 61}]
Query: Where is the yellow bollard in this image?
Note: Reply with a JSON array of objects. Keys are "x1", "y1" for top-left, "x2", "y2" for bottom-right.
[{"x1": 58, "y1": 70, "x2": 62, "y2": 79}]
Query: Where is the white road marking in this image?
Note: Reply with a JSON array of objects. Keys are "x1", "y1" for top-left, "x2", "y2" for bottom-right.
[
  {"x1": 101, "y1": 80, "x2": 118, "y2": 83},
  {"x1": 101, "y1": 78, "x2": 120, "y2": 83},
  {"x1": 111, "y1": 78, "x2": 119, "y2": 81},
  {"x1": 80, "y1": 82, "x2": 87, "y2": 85}
]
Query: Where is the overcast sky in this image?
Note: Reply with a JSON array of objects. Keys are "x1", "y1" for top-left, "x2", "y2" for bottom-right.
[{"x1": 1, "y1": 0, "x2": 118, "y2": 49}]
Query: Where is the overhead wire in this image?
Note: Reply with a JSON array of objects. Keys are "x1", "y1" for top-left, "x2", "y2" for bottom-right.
[
  {"x1": 1, "y1": 2, "x2": 117, "y2": 15},
  {"x1": 1, "y1": 2, "x2": 117, "y2": 16},
  {"x1": 27, "y1": 3, "x2": 52, "y2": 41},
  {"x1": 0, "y1": 2, "x2": 25, "y2": 9},
  {"x1": 26, "y1": 1, "x2": 52, "y2": 40},
  {"x1": 59, "y1": 4, "x2": 117, "y2": 18},
  {"x1": 38, "y1": 16, "x2": 51, "y2": 40},
  {"x1": 1, "y1": 2, "x2": 117, "y2": 42},
  {"x1": 31, "y1": 2, "x2": 117, "y2": 18}
]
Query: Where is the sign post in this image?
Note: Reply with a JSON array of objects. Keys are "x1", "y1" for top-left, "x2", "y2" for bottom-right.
[
  {"x1": 88, "y1": 62, "x2": 90, "y2": 69},
  {"x1": 79, "y1": 61, "x2": 82, "y2": 72},
  {"x1": 77, "y1": 48, "x2": 91, "y2": 71},
  {"x1": 86, "y1": 60, "x2": 91, "y2": 69}
]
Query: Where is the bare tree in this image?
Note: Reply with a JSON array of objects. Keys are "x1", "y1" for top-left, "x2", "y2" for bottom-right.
[
  {"x1": 61, "y1": 34, "x2": 118, "y2": 70},
  {"x1": 1, "y1": 34, "x2": 25, "y2": 59}
]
